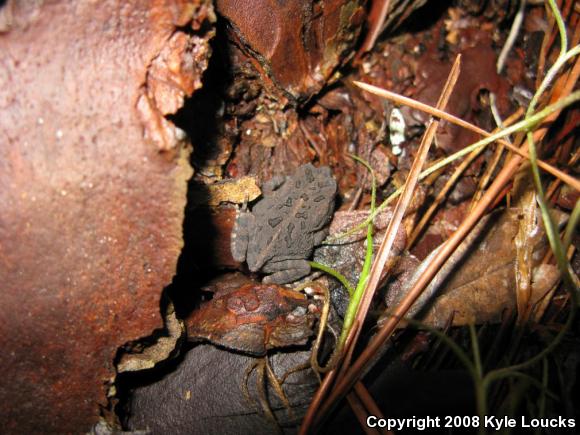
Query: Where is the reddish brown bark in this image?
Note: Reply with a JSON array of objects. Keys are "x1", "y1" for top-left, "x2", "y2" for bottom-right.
[{"x1": 0, "y1": 1, "x2": 214, "y2": 432}]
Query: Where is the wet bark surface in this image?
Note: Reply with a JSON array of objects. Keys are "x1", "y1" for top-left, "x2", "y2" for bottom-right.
[{"x1": 0, "y1": 1, "x2": 214, "y2": 432}]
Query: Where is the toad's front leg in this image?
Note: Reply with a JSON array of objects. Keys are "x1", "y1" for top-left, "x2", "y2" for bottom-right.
[
  {"x1": 262, "y1": 259, "x2": 311, "y2": 285},
  {"x1": 313, "y1": 228, "x2": 328, "y2": 246},
  {"x1": 231, "y1": 211, "x2": 255, "y2": 263}
]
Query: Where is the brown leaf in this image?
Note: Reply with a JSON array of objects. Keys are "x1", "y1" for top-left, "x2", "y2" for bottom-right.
[
  {"x1": 383, "y1": 208, "x2": 566, "y2": 327},
  {"x1": 190, "y1": 176, "x2": 261, "y2": 207}
]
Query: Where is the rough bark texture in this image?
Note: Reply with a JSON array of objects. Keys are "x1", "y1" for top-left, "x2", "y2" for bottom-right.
[
  {"x1": 0, "y1": 1, "x2": 214, "y2": 432},
  {"x1": 215, "y1": 0, "x2": 366, "y2": 102}
]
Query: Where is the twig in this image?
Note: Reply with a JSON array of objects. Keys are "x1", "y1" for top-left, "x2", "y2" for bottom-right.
[
  {"x1": 356, "y1": 0, "x2": 391, "y2": 59},
  {"x1": 471, "y1": 109, "x2": 524, "y2": 208},
  {"x1": 353, "y1": 81, "x2": 580, "y2": 191},
  {"x1": 303, "y1": 56, "x2": 462, "y2": 433},
  {"x1": 345, "y1": 56, "x2": 460, "y2": 367},
  {"x1": 353, "y1": 382, "x2": 390, "y2": 434},
  {"x1": 346, "y1": 393, "x2": 380, "y2": 435},
  {"x1": 299, "y1": 317, "x2": 361, "y2": 434},
  {"x1": 497, "y1": 0, "x2": 527, "y2": 73},
  {"x1": 314, "y1": 79, "x2": 580, "y2": 425}
]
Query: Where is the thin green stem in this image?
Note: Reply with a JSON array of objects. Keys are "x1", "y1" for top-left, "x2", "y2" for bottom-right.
[
  {"x1": 539, "y1": 358, "x2": 548, "y2": 420},
  {"x1": 338, "y1": 155, "x2": 377, "y2": 348},
  {"x1": 326, "y1": 90, "x2": 580, "y2": 243},
  {"x1": 522, "y1": 3, "x2": 580, "y2": 293},
  {"x1": 564, "y1": 200, "x2": 580, "y2": 250},
  {"x1": 483, "y1": 370, "x2": 558, "y2": 401},
  {"x1": 526, "y1": 0, "x2": 568, "y2": 119},
  {"x1": 387, "y1": 315, "x2": 478, "y2": 379},
  {"x1": 309, "y1": 261, "x2": 354, "y2": 296},
  {"x1": 469, "y1": 324, "x2": 487, "y2": 423},
  {"x1": 484, "y1": 299, "x2": 575, "y2": 386},
  {"x1": 549, "y1": 0, "x2": 568, "y2": 58},
  {"x1": 527, "y1": 45, "x2": 580, "y2": 118},
  {"x1": 470, "y1": 324, "x2": 483, "y2": 380},
  {"x1": 528, "y1": 132, "x2": 579, "y2": 293}
]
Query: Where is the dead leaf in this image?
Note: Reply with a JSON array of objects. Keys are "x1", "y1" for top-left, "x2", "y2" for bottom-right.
[
  {"x1": 191, "y1": 176, "x2": 261, "y2": 207},
  {"x1": 382, "y1": 208, "x2": 567, "y2": 327}
]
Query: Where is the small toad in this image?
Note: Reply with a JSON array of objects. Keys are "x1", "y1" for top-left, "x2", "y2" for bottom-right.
[
  {"x1": 186, "y1": 282, "x2": 318, "y2": 355},
  {"x1": 231, "y1": 163, "x2": 337, "y2": 284}
]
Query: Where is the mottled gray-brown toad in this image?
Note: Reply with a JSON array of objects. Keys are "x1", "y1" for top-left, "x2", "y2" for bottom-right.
[{"x1": 231, "y1": 163, "x2": 337, "y2": 284}]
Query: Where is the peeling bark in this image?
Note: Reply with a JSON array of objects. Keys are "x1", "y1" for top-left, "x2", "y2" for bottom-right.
[{"x1": 0, "y1": 1, "x2": 214, "y2": 432}]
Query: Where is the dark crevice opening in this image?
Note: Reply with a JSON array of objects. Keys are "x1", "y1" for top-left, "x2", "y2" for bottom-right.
[
  {"x1": 114, "y1": 20, "x2": 234, "y2": 428},
  {"x1": 168, "y1": 20, "x2": 236, "y2": 317}
]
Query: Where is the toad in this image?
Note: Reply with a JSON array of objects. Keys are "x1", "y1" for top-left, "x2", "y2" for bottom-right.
[
  {"x1": 231, "y1": 163, "x2": 337, "y2": 284},
  {"x1": 186, "y1": 282, "x2": 318, "y2": 355}
]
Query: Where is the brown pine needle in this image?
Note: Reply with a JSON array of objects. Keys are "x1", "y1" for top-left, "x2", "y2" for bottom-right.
[
  {"x1": 314, "y1": 58, "x2": 579, "y2": 422},
  {"x1": 342, "y1": 55, "x2": 461, "y2": 371},
  {"x1": 345, "y1": 393, "x2": 380, "y2": 435},
  {"x1": 301, "y1": 55, "x2": 463, "y2": 434},
  {"x1": 471, "y1": 108, "x2": 525, "y2": 208},
  {"x1": 353, "y1": 382, "x2": 391, "y2": 435},
  {"x1": 410, "y1": 108, "x2": 525, "y2": 248},
  {"x1": 353, "y1": 81, "x2": 580, "y2": 192},
  {"x1": 408, "y1": 138, "x2": 481, "y2": 248},
  {"x1": 356, "y1": 0, "x2": 392, "y2": 58}
]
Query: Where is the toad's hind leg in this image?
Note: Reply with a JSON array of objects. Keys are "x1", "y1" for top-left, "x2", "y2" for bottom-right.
[
  {"x1": 242, "y1": 357, "x2": 289, "y2": 434},
  {"x1": 242, "y1": 358, "x2": 281, "y2": 434},
  {"x1": 262, "y1": 259, "x2": 311, "y2": 284}
]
